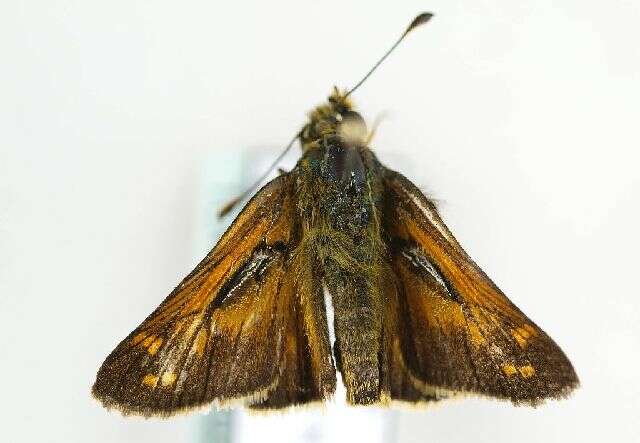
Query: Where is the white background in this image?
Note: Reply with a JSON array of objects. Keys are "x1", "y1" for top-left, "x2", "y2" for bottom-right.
[{"x1": 2, "y1": 1, "x2": 639, "y2": 442}]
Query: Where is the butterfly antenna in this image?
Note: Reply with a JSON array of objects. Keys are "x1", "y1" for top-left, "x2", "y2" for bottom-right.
[
  {"x1": 345, "y1": 12, "x2": 434, "y2": 98},
  {"x1": 218, "y1": 132, "x2": 300, "y2": 218},
  {"x1": 219, "y1": 13, "x2": 433, "y2": 218}
]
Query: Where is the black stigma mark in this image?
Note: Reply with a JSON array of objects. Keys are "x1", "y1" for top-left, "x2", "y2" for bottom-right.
[
  {"x1": 213, "y1": 243, "x2": 285, "y2": 309},
  {"x1": 396, "y1": 240, "x2": 462, "y2": 303}
]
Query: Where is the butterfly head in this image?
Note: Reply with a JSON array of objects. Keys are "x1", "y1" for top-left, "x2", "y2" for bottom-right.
[
  {"x1": 297, "y1": 89, "x2": 370, "y2": 190},
  {"x1": 300, "y1": 88, "x2": 369, "y2": 152}
]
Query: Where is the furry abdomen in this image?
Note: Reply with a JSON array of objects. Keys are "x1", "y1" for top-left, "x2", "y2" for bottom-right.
[{"x1": 314, "y1": 144, "x2": 385, "y2": 404}]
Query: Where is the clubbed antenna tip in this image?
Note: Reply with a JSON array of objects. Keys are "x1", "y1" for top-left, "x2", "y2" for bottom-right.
[
  {"x1": 405, "y1": 12, "x2": 434, "y2": 35},
  {"x1": 217, "y1": 196, "x2": 241, "y2": 218},
  {"x1": 345, "y1": 12, "x2": 435, "y2": 98}
]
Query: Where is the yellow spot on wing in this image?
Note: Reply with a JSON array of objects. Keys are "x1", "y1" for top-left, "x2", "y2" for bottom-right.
[
  {"x1": 518, "y1": 365, "x2": 535, "y2": 378},
  {"x1": 512, "y1": 331, "x2": 528, "y2": 348},
  {"x1": 142, "y1": 374, "x2": 158, "y2": 388},
  {"x1": 502, "y1": 363, "x2": 517, "y2": 376},
  {"x1": 147, "y1": 337, "x2": 163, "y2": 355},
  {"x1": 511, "y1": 325, "x2": 536, "y2": 349},
  {"x1": 131, "y1": 333, "x2": 147, "y2": 345},
  {"x1": 194, "y1": 329, "x2": 208, "y2": 357},
  {"x1": 468, "y1": 321, "x2": 486, "y2": 346},
  {"x1": 142, "y1": 335, "x2": 156, "y2": 347},
  {"x1": 517, "y1": 326, "x2": 531, "y2": 338},
  {"x1": 161, "y1": 372, "x2": 177, "y2": 386}
]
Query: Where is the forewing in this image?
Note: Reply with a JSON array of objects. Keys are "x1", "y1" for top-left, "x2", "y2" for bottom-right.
[
  {"x1": 92, "y1": 174, "x2": 335, "y2": 416},
  {"x1": 383, "y1": 169, "x2": 578, "y2": 404}
]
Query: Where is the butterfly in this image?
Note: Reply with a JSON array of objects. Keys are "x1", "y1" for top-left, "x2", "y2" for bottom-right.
[{"x1": 92, "y1": 13, "x2": 578, "y2": 417}]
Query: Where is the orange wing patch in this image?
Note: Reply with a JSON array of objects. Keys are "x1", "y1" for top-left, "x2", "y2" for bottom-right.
[
  {"x1": 383, "y1": 169, "x2": 578, "y2": 404},
  {"x1": 92, "y1": 174, "x2": 335, "y2": 416}
]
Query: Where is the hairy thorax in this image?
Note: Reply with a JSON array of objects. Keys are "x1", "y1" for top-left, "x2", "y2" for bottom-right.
[
  {"x1": 295, "y1": 91, "x2": 384, "y2": 269},
  {"x1": 293, "y1": 91, "x2": 387, "y2": 403}
]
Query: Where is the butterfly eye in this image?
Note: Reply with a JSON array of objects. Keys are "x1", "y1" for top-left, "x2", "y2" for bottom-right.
[{"x1": 338, "y1": 111, "x2": 368, "y2": 147}]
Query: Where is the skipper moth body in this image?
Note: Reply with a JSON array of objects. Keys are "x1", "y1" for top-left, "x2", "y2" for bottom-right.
[{"x1": 92, "y1": 13, "x2": 578, "y2": 417}]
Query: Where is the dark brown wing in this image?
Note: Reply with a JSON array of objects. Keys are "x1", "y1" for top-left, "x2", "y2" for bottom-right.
[
  {"x1": 379, "y1": 264, "x2": 445, "y2": 405},
  {"x1": 382, "y1": 169, "x2": 578, "y2": 405},
  {"x1": 92, "y1": 174, "x2": 336, "y2": 416},
  {"x1": 249, "y1": 257, "x2": 336, "y2": 410}
]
